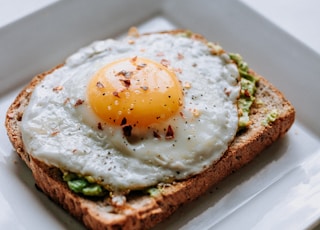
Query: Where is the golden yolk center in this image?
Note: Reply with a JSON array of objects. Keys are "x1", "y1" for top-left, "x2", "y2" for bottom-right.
[{"x1": 87, "y1": 57, "x2": 183, "y2": 128}]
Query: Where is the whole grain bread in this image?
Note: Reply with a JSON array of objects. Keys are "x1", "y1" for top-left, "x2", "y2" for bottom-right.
[{"x1": 5, "y1": 30, "x2": 295, "y2": 230}]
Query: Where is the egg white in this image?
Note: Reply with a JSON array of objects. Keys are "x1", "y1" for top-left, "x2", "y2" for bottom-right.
[{"x1": 21, "y1": 33, "x2": 240, "y2": 191}]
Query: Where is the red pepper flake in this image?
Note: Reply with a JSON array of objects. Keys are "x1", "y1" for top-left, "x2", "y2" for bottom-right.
[
  {"x1": 177, "y1": 53, "x2": 184, "y2": 60},
  {"x1": 165, "y1": 125, "x2": 174, "y2": 140},
  {"x1": 130, "y1": 56, "x2": 138, "y2": 63},
  {"x1": 244, "y1": 89, "x2": 250, "y2": 97},
  {"x1": 120, "y1": 79, "x2": 131, "y2": 88},
  {"x1": 122, "y1": 125, "x2": 132, "y2": 137},
  {"x1": 120, "y1": 118, "x2": 133, "y2": 137},
  {"x1": 224, "y1": 88, "x2": 231, "y2": 97},
  {"x1": 74, "y1": 99, "x2": 84, "y2": 106},
  {"x1": 113, "y1": 91, "x2": 120, "y2": 97},
  {"x1": 116, "y1": 70, "x2": 132, "y2": 78},
  {"x1": 153, "y1": 131, "x2": 161, "y2": 139},
  {"x1": 120, "y1": 117, "x2": 127, "y2": 126},
  {"x1": 160, "y1": 59, "x2": 170, "y2": 67},
  {"x1": 97, "y1": 122, "x2": 103, "y2": 130},
  {"x1": 51, "y1": 131, "x2": 59, "y2": 136},
  {"x1": 96, "y1": 81, "x2": 105, "y2": 88},
  {"x1": 52, "y1": 86, "x2": 63, "y2": 92}
]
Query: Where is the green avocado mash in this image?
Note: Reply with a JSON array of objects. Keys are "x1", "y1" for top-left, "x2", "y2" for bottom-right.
[
  {"x1": 63, "y1": 171, "x2": 163, "y2": 198},
  {"x1": 262, "y1": 109, "x2": 279, "y2": 126},
  {"x1": 146, "y1": 187, "x2": 161, "y2": 197},
  {"x1": 63, "y1": 172, "x2": 107, "y2": 197},
  {"x1": 229, "y1": 53, "x2": 258, "y2": 130}
]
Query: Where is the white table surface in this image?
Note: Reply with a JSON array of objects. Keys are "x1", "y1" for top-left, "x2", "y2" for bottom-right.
[
  {"x1": 1, "y1": 0, "x2": 319, "y2": 229},
  {"x1": 1, "y1": 0, "x2": 319, "y2": 55},
  {"x1": 241, "y1": 0, "x2": 320, "y2": 55}
]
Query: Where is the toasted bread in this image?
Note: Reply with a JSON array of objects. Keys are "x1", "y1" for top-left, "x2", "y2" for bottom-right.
[{"x1": 5, "y1": 30, "x2": 295, "y2": 230}]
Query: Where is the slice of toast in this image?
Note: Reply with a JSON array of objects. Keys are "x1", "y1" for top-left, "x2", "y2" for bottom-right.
[{"x1": 5, "y1": 30, "x2": 295, "y2": 230}]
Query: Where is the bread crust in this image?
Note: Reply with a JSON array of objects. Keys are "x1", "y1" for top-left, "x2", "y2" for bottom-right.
[{"x1": 5, "y1": 31, "x2": 295, "y2": 230}]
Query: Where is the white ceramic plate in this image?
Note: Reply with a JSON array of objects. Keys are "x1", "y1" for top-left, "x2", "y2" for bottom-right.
[{"x1": 1, "y1": 0, "x2": 320, "y2": 229}]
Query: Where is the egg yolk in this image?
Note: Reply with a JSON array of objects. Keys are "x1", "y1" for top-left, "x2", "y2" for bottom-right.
[{"x1": 87, "y1": 57, "x2": 183, "y2": 128}]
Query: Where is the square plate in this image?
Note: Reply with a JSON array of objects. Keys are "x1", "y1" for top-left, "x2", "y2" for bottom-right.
[{"x1": 1, "y1": 0, "x2": 320, "y2": 229}]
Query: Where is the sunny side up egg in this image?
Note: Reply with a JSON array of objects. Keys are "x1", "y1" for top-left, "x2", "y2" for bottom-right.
[{"x1": 21, "y1": 31, "x2": 240, "y2": 192}]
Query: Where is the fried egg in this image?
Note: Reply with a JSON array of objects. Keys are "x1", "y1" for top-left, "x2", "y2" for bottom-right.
[{"x1": 21, "y1": 32, "x2": 240, "y2": 192}]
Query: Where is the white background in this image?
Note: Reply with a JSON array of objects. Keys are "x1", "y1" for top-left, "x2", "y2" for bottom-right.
[{"x1": 1, "y1": 0, "x2": 319, "y2": 55}]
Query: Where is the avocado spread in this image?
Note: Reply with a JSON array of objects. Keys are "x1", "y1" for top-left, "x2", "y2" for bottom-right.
[
  {"x1": 262, "y1": 109, "x2": 279, "y2": 126},
  {"x1": 229, "y1": 53, "x2": 258, "y2": 130},
  {"x1": 63, "y1": 172, "x2": 107, "y2": 196},
  {"x1": 63, "y1": 171, "x2": 162, "y2": 197}
]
